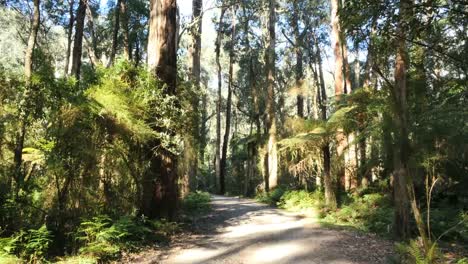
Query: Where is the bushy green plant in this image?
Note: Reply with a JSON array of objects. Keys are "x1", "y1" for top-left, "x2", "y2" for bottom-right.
[
  {"x1": 0, "y1": 225, "x2": 52, "y2": 263},
  {"x1": 278, "y1": 190, "x2": 323, "y2": 211},
  {"x1": 76, "y1": 215, "x2": 154, "y2": 260},
  {"x1": 255, "y1": 186, "x2": 287, "y2": 206},
  {"x1": 321, "y1": 193, "x2": 393, "y2": 235},
  {"x1": 396, "y1": 240, "x2": 443, "y2": 264},
  {"x1": 181, "y1": 191, "x2": 211, "y2": 216}
]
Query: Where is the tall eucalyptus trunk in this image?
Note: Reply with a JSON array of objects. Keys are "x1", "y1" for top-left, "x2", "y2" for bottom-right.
[{"x1": 264, "y1": 0, "x2": 278, "y2": 192}]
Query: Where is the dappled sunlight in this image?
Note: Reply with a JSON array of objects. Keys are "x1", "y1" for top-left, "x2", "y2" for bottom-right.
[
  {"x1": 252, "y1": 242, "x2": 306, "y2": 263},
  {"x1": 171, "y1": 247, "x2": 223, "y2": 264},
  {"x1": 223, "y1": 220, "x2": 303, "y2": 238}
]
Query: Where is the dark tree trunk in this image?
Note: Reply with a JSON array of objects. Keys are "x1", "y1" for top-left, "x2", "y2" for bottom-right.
[
  {"x1": 16, "y1": 0, "x2": 40, "y2": 194},
  {"x1": 315, "y1": 39, "x2": 337, "y2": 209},
  {"x1": 392, "y1": 0, "x2": 429, "y2": 246},
  {"x1": 108, "y1": 0, "x2": 122, "y2": 66},
  {"x1": 64, "y1": 0, "x2": 74, "y2": 75},
  {"x1": 143, "y1": 0, "x2": 178, "y2": 219},
  {"x1": 70, "y1": 0, "x2": 87, "y2": 80},
  {"x1": 220, "y1": 8, "x2": 236, "y2": 195},
  {"x1": 24, "y1": 0, "x2": 40, "y2": 82}
]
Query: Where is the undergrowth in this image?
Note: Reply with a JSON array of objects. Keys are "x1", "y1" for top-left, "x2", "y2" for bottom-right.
[{"x1": 181, "y1": 191, "x2": 211, "y2": 217}]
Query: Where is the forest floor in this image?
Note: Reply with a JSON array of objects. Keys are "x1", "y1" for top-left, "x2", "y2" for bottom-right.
[{"x1": 121, "y1": 195, "x2": 395, "y2": 264}]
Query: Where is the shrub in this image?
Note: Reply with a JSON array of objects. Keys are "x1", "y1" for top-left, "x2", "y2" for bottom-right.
[
  {"x1": 278, "y1": 190, "x2": 323, "y2": 211},
  {"x1": 395, "y1": 240, "x2": 443, "y2": 264},
  {"x1": 76, "y1": 215, "x2": 155, "y2": 260},
  {"x1": 181, "y1": 191, "x2": 211, "y2": 216},
  {"x1": 0, "y1": 225, "x2": 52, "y2": 263},
  {"x1": 255, "y1": 186, "x2": 287, "y2": 206},
  {"x1": 321, "y1": 193, "x2": 393, "y2": 235}
]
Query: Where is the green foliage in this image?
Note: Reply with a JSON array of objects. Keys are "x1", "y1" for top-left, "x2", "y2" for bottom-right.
[
  {"x1": 181, "y1": 191, "x2": 211, "y2": 216},
  {"x1": 278, "y1": 190, "x2": 323, "y2": 212},
  {"x1": 0, "y1": 225, "x2": 52, "y2": 263},
  {"x1": 396, "y1": 240, "x2": 443, "y2": 264},
  {"x1": 322, "y1": 193, "x2": 393, "y2": 235},
  {"x1": 255, "y1": 186, "x2": 287, "y2": 206},
  {"x1": 69, "y1": 215, "x2": 179, "y2": 262}
]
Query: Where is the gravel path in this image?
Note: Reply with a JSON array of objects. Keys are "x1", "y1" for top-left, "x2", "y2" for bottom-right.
[{"x1": 125, "y1": 195, "x2": 394, "y2": 264}]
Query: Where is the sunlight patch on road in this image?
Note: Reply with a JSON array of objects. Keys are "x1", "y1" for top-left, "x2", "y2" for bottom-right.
[
  {"x1": 252, "y1": 242, "x2": 305, "y2": 263},
  {"x1": 170, "y1": 247, "x2": 221, "y2": 264},
  {"x1": 223, "y1": 219, "x2": 304, "y2": 238}
]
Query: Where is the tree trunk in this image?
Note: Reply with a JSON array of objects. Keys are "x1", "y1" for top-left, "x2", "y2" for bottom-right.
[
  {"x1": 331, "y1": 0, "x2": 352, "y2": 192},
  {"x1": 264, "y1": 0, "x2": 278, "y2": 192},
  {"x1": 292, "y1": 0, "x2": 304, "y2": 118},
  {"x1": 24, "y1": 0, "x2": 40, "y2": 82},
  {"x1": 220, "y1": 8, "x2": 236, "y2": 195},
  {"x1": 70, "y1": 0, "x2": 87, "y2": 80},
  {"x1": 144, "y1": 0, "x2": 178, "y2": 219},
  {"x1": 16, "y1": 0, "x2": 40, "y2": 194},
  {"x1": 120, "y1": 0, "x2": 131, "y2": 60},
  {"x1": 64, "y1": 0, "x2": 74, "y2": 75},
  {"x1": 215, "y1": 8, "x2": 226, "y2": 193},
  {"x1": 108, "y1": 0, "x2": 121, "y2": 66},
  {"x1": 181, "y1": 0, "x2": 203, "y2": 196},
  {"x1": 392, "y1": 0, "x2": 428, "y2": 243},
  {"x1": 315, "y1": 39, "x2": 337, "y2": 209},
  {"x1": 85, "y1": 5, "x2": 99, "y2": 67}
]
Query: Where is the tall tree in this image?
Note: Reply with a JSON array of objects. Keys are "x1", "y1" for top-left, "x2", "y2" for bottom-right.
[
  {"x1": 108, "y1": 0, "x2": 122, "y2": 66},
  {"x1": 15, "y1": 0, "x2": 41, "y2": 194},
  {"x1": 391, "y1": 0, "x2": 428, "y2": 247},
  {"x1": 120, "y1": 0, "x2": 131, "y2": 60},
  {"x1": 292, "y1": 0, "x2": 304, "y2": 118},
  {"x1": 70, "y1": 0, "x2": 87, "y2": 80},
  {"x1": 315, "y1": 39, "x2": 337, "y2": 209},
  {"x1": 219, "y1": 8, "x2": 236, "y2": 195},
  {"x1": 264, "y1": 0, "x2": 278, "y2": 192},
  {"x1": 181, "y1": 0, "x2": 203, "y2": 196},
  {"x1": 144, "y1": 0, "x2": 178, "y2": 219},
  {"x1": 214, "y1": 7, "x2": 226, "y2": 193},
  {"x1": 24, "y1": 0, "x2": 40, "y2": 82},
  {"x1": 64, "y1": 0, "x2": 74, "y2": 75}
]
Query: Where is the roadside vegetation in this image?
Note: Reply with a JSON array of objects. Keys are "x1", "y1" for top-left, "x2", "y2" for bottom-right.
[
  {"x1": 0, "y1": 192, "x2": 210, "y2": 263},
  {"x1": 256, "y1": 185, "x2": 467, "y2": 263}
]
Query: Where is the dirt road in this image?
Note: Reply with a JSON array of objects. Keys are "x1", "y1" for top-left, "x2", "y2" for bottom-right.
[{"x1": 126, "y1": 195, "x2": 394, "y2": 264}]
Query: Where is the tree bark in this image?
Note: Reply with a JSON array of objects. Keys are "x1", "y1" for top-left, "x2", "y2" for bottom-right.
[
  {"x1": 315, "y1": 39, "x2": 337, "y2": 209},
  {"x1": 292, "y1": 0, "x2": 304, "y2": 118},
  {"x1": 144, "y1": 0, "x2": 178, "y2": 219},
  {"x1": 64, "y1": 0, "x2": 74, "y2": 75},
  {"x1": 24, "y1": 0, "x2": 40, "y2": 82},
  {"x1": 16, "y1": 0, "x2": 40, "y2": 195},
  {"x1": 85, "y1": 5, "x2": 99, "y2": 67},
  {"x1": 264, "y1": 0, "x2": 278, "y2": 192},
  {"x1": 392, "y1": 0, "x2": 428, "y2": 243},
  {"x1": 181, "y1": 0, "x2": 203, "y2": 196},
  {"x1": 215, "y1": 8, "x2": 226, "y2": 193},
  {"x1": 120, "y1": 0, "x2": 131, "y2": 60},
  {"x1": 70, "y1": 0, "x2": 87, "y2": 80},
  {"x1": 108, "y1": 0, "x2": 122, "y2": 66},
  {"x1": 220, "y1": 8, "x2": 236, "y2": 195}
]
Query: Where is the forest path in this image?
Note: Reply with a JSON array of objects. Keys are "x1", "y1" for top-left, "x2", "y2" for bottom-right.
[{"x1": 126, "y1": 195, "x2": 394, "y2": 264}]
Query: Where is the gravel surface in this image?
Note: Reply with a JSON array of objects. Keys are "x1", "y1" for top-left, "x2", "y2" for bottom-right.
[{"x1": 123, "y1": 195, "x2": 395, "y2": 264}]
